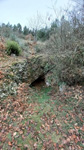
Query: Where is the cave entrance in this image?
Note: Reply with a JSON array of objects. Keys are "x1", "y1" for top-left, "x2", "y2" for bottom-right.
[{"x1": 30, "y1": 75, "x2": 46, "y2": 89}]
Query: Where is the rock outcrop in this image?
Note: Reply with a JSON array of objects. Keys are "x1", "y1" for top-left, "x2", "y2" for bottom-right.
[{"x1": 8, "y1": 55, "x2": 55, "y2": 85}]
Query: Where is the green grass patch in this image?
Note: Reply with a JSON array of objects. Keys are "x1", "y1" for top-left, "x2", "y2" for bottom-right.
[
  {"x1": 31, "y1": 87, "x2": 52, "y2": 103},
  {"x1": 7, "y1": 133, "x2": 12, "y2": 141},
  {"x1": 51, "y1": 132, "x2": 61, "y2": 143}
]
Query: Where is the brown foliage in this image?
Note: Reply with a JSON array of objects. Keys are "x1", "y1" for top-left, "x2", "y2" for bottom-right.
[
  {"x1": 0, "y1": 42, "x2": 5, "y2": 50},
  {"x1": 0, "y1": 36, "x2": 6, "y2": 51},
  {"x1": 25, "y1": 34, "x2": 34, "y2": 41}
]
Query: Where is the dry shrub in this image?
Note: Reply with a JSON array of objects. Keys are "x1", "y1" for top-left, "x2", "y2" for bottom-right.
[
  {"x1": 25, "y1": 34, "x2": 34, "y2": 41},
  {"x1": 0, "y1": 42, "x2": 6, "y2": 50},
  {"x1": 25, "y1": 40, "x2": 37, "y2": 55},
  {"x1": 0, "y1": 36, "x2": 6, "y2": 52}
]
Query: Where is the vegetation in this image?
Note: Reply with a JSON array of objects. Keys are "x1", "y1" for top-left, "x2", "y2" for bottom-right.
[
  {"x1": 37, "y1": 27, "x2": 50, "y2": 41},
  {"x1": 0, "y1": 0, "x2": 84, "y2": 149},
  {"x1": 6, "y1": 40, "x2": 21, "y2": 56},
  {"x1": 0, "y1": 83, "x2": 84, "y2": 149}
]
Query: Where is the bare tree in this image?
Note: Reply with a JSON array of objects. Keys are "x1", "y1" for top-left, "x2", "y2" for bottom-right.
[{"x1": 71, "y1": 0, "x2": 84, "y2": 24}]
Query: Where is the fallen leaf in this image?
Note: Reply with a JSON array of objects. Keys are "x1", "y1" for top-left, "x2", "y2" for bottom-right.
[
  {"x1": 8, "y1": 141, "x2": 12, "y2": 146},
  {"x1": 13, "y1": 132, "x2": 17, "y2": 136},
  {"x1": 72, "y1": 134, "x2": 76, "y2": 140}
]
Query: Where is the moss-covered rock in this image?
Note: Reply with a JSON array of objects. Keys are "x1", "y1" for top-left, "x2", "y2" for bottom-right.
[
  {"x1": 6, "y1": 46, "x2": 84, "y2": 88},
  {"x1": 7, "y1": 55, "x2": 54, "y2": 85}
]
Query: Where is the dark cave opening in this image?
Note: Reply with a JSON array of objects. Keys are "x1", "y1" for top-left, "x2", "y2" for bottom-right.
[{"x1": 30, "y1": 75, "x2": 46, "y2": 88}]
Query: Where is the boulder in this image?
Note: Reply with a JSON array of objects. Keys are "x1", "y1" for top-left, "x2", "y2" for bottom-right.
[{"x1": 8, "y1": 55, "x2": 55, "y2": 85}]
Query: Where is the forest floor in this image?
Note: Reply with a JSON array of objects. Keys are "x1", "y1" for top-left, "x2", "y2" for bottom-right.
[{"x1": 0, "y1": 52, "x2": 84, "y2": 150}]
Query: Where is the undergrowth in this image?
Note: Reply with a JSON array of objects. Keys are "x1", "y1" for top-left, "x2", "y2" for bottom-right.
[{"x1": 6, "y1": 40, "x2": 21, "y2": 56}]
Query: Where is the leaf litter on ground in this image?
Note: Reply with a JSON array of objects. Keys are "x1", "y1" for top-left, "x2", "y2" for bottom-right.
[{"x1": 0, "y1": 54, "x2": 84, "y2": 149}]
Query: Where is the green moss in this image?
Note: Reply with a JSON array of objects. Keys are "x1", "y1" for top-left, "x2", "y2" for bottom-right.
[
  {"x1": 51, "y1": 132, "x2": 61, "y2": 143},
  {"x1": 7, "y1": 133, "x2": 12, "y2": 141}
]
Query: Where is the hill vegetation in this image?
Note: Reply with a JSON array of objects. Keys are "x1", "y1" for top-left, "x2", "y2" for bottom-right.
[{"x1": 0, "y1": 1, "x2": 84, "y2": 149}]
